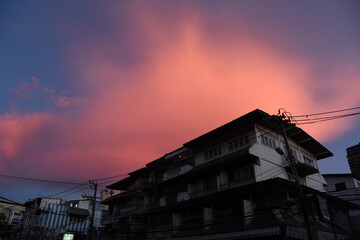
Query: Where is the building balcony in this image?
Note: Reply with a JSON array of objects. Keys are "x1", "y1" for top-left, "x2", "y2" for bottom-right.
[
  {"x1": 283, "y1": 159, "x2": 318, "y2": 176},
  {"x1": 113, "y1": 204, "x2": 142, "y2": 217},
  {"x1": 189, "y1": 187, "x2": 218, "y2": 199},
  {"x1": 177, "y1": 192, "x2": 190, "y2": 202},
  {"x1": 287, "y1": 174, "x2": 306, "y2": 185},
  {"x1": 158, "y1": 193, "x2": 179, "y2": 207},
  {"x1": 128, "y1": 181, "x2": 151, "y2": 191},
  {"x1": 219, "y1": 177, "x2": 256, "y2": 191},
  {"x1": 163, "y1": 164, "x2": 193, "y2": 181}
]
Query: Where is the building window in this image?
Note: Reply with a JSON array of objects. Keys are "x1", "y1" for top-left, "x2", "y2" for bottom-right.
[
  {"x1": 235, "y1": 166, "x2": 254, "y2": 181},
  {"x1": 244, "y1": 135, "x2": 249, "y2": 144},
  {"x1": 204, "y1": 175, "x2": 217, "y2": 190},
  {"x1": 284, "y1": 146, "x2": 299, "y2": 160},
  {"x1": 261, "y1": 135, "x2": 277, "y2": 149},
  {"x1": 335, "y1": 182, "x2": 347, "y2": 191},
  {"x1": 303, "y1": 155, "x2": 315, "y2": 167},
  {"x1": 229, "y1": 135, "x2": 249, "y2": 152},
  {"x1": 205, "y1": 146, "x2": 222, "y2": 160}
]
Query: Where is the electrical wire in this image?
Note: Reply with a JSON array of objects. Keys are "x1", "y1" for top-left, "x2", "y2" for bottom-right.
[
  {"x1": 0, "y1": 174, "x2": 84, "y2": 185},
  {"x1": 8, "y1": 108, "x2": 357, "y2": 204},
  {"x1": 294, "y1": 112, "x2": 360, "y2": 122},
  {"x1": 296, "y1": 112, "x2": 360, "y2": 125},
  {"x1": 93, "y1": 173, "x2": 129, "y2": 181},
  {"x1": 100, "y1": 198, "x2": 331, "y2": 236},
  {"x1": 22, "y1": 199, "x2": 299, "y2": 236},
  {"x1": 57, "y1": 186, "x2": 91, "y2": 199},
  {"x1": 41, "y1": 181, "x2": 90, "y2": 199},
  {"x1": 292, "y1": 106, "x2": 360, "y2": 118}
]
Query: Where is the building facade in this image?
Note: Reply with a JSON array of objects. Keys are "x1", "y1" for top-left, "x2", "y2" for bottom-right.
[
  {"x1": 22, "y1": 197, "x2": 105, "y2": 239},
  {"x1": 102, "y1": 110, "x2": 359, "y2": 240},
  {"x1": 323, "y1": 174, "x2": 360, "y2": 216},
  {"x1": 0, "y1": 196, "x2": 25, "y2": 226},
  {"x1": 347, "y1": 143, "x2": 360, "y2": 178}
]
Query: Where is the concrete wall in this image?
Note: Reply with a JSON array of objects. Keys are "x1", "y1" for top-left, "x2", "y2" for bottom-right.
[
  {"x1": 253, "y1": 126, "x2": 326, "y2": 191},
  {"x1": 324, "y1": 175, "x2": 360, "y2": 207}
]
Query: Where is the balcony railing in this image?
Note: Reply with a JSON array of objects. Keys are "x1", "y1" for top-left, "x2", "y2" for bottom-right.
[
  {"x1": 219, "y1": 177, "x2": 256, "y2": 191},
  {"x1": 189, "y1": 187, "x2": 218, "y2": 199},
  {"x1": 113, "y1": 204, "x2": 142, "y2": 217},
  {"x1": 287, "y1": 174, "x2": 306, "y2": 185},
  {"x1": 163, "y1": 164, "x2": 193, "y2": 181},
  {"x1": 283, "y1": 158, "x2": 318, "y2": 176},
  {"x1": 129, "y1": 181, "x2": 150, "y2": 191},
  {"x1": 177, "y1": 192, "x2": 190, "y2": 202}
]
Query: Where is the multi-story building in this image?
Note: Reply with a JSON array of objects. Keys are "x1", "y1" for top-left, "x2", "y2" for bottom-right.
[
  {"x1": 102, "y1": 109, "x2": 359, "y2": 240},
  {"x1": 347, "y1": 142, "x2": 360, "y2": 178},
  {"x1": 22, "y1": 197, "x2": 105, "y2": 239},
  {"x1": 323, "y1": 173, "x2": 360, "y2": 217}
]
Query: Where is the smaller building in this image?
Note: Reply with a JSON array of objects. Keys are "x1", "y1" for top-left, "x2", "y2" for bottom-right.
[
  {"x1": 347, "y1": 142, "x2": 360, "y2": 178},
  {"x1": 22, "y1": 198, "x2": 105, "y2": 239},
  {"x1": 0, "y1": 196, "x2": 25, "y2": 226},
  {"x1": 0, "y1": 196, "x2": 25, "y2": 240},
  {"x1": 324, "y1": 174, "x2": 360, "y2": 214}
]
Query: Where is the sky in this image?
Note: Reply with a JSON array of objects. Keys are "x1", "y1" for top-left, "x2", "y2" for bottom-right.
[{"x1": 0, "y1": 1, "x2": 359, "y2": 203}]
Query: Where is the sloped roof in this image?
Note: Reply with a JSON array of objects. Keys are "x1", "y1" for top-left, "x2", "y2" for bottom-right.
[{"x1": 184, "y1": 109, "x2": 332, "y2": 160}]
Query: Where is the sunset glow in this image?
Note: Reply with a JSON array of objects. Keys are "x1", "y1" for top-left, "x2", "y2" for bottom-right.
[{"x1": 0, "y1": 1, "x2": 359, "y2": 201}]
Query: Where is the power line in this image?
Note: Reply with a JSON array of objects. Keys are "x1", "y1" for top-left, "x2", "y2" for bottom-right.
[
  {"x1": 296, "y1": 112, "x2": 360, "y2": 125},
  {"x1": 295, "y1": 112, "x2": 360, "y2": 122},
  {"x1": 292, "y1": 106, "x2": 360, "y2": 118},
  {"x1": 0, "y1": 174, "x2": 83, "y2": 185},
  {"x1": 93, "y1": 173, "x2": 129, "y2": 181}
]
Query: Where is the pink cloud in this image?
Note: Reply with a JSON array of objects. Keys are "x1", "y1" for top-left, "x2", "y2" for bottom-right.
[
  {"x1": 10, "y1": 76, "x2": 82, "y2": 109},
  {"x1": 11, "y1": 76, "x2": 41, "y2": 98},
  {"x1": 0, "y1": 112, "x2": 53, "y2": 161},
  {"x1": 1, "y1": 3, "x2": 359, "y2": 182},
  {"x1": 72, "y1": 6, "x2": 359, "y2": 143},
  {"x1": 55, "y1": 96, "x2": 82, "y2": 108}
]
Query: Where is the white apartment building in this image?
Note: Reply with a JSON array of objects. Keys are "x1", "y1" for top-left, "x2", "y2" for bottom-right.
[{"x1": 102, "y1": 109, "x2": 358, "y2": 240}]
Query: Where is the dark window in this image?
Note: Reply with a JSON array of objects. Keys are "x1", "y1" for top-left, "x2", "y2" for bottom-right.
[
  {"x1": 234, "y1": 139, "x2": 239, "y2": 148},
  {"x1": 205, "y1": 176, "x2": 217, "y2": 190},
  {"x1": 335, "y1": 182, "x2": 347, "y2": 191},
  {"x1": 228, "y1": 171, "x2": 235, "y2": 182},
  {"x1": 218, "y1": 146, "x2": 222, "y2": 155},
  {"x1": 229, "y1": 142, "x2": 234, "y2": 151}
]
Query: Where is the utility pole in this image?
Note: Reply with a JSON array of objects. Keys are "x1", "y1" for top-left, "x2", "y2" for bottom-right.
[
  {"x1": 85, "y1": 180, "x2": 98, "y2": 240},
  {"x1": 274, "y1": 114, "x2": 313, "y2": 240}
]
